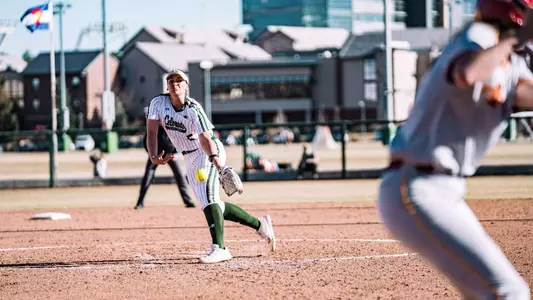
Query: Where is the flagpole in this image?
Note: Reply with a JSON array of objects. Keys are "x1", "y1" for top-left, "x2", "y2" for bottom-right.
[{"x1": 49, "y1": 0, "x2": 58, "y2": 187}]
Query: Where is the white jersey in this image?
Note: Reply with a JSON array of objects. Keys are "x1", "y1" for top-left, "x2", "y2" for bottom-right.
[
  {"x1": 147, "y1": 94, "x2": 225, "y2": 209},
  {"x1": 390, "y1": 22, "x2": 533, "y2": 176},
  {"x1": 147, "y1": 94, "x2": 214, "y2": 153}
]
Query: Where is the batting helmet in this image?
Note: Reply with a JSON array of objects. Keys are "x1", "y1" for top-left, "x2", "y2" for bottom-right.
[{"x1": 476, "y1": 0, "x2": 533, "y2": 26}]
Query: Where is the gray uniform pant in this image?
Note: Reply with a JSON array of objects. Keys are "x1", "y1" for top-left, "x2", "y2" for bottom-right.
[{"x1": 377, "y1": 165, "x2": 529, "y2": 299}]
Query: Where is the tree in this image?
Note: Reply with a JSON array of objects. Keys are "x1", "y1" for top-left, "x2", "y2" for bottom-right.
[
  {"x1": 0, "y1": 75, "x2": 19, "y2": 132},
  {"x1": 113, "y1": 98, "x2": 129, "y2": 128},
  {"x1": 22, "y1": 50, "x2": 33, "y2": 63}
]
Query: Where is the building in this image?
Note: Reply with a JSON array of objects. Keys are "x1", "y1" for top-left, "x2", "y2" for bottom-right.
[
  {"x1": 116, "y1": 27, "x2": 271, "y2": 118},
  {"x1": 253, "y1": 26, "x2": 350, "y2": 57},
  {"x1": 189, "y1": 28, "x2": 451, "y2": 125},
  {"x1": 243, "y1": 0, "x2": 353, "y2": 38},
  {"x1": 0, "y1": 54, "x2": 26, "y2": 108},
  {"x1": 21, "y1": 51, "x2": 119, "y2": 130},
  {"x1": 352, "y1": 0, "x2": 406, "y2": 33},
  {"x1": 188, "y1": 57, "x2": 323, "y2": 124},
  {"x1": 339, "y1": 27, "x2": 450, "y2": 120},
  {"x1": 117, "y1": 27, "x2": 269, "y2": 59},
  {"x1": 403, "y1": 0, "x2": 476, "y2": 29},
  {"x1": 118, "y1": 43, "x2": 230, "y2": 118}
]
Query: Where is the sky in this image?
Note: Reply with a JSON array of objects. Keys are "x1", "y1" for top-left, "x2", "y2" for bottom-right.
[{"x1": 0, "y1": 0, "x2": 243, "y2": 58}]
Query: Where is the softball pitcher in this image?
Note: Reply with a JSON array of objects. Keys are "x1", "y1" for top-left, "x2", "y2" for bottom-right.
[
  {"x1": 146, "y1": 69, "x2": 275, "y2": 264},
  {"x1": 378, "y1": 0, "x2": 533, "y2": 298}
]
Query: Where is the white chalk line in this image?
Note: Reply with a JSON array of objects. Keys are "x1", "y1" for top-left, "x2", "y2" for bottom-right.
[
  {"x1": 0, "y1": 252, "x2": 417, "y2": 271},
  {"x1": 0, "y1": 238, "x2": 399, "y2": 252}
]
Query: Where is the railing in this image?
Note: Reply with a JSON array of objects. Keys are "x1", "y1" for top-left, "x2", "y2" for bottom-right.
[{"x1": 0, "y1": 115, "x2": 531, "y2": 188}]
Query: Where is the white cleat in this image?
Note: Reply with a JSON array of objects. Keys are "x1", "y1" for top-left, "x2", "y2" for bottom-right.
[
  {"x1": 257, "y1": 215, "x2": 276, "y2": 252},
  {"x1": 199, "y1": 244, "x2": 233, "y2": 264}
]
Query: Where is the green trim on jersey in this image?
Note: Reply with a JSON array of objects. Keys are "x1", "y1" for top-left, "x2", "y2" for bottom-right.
[
  {"x1": 206, "y1": 163, "x2": 216, "y2": 203},
  {"x1": 193, "y1": 106, "x2": 210, "y2": 132},
  {"x1": 205, "y1": 138, "x2": 221, "y2": 203}
]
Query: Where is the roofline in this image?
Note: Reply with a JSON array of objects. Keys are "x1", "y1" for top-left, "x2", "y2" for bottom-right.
[
  {"x1": 339, "y1": 34, "x2": 355, "y2": 57},
  {"x1": 119, "y1": 27, "x2": 164, "y2": 55},
  {"x1": 83, "y1": 52, "x2": 119, "y2": 73},
  {"x1": 341, "y1": 46, "x2": 415, "y2": 60},
  {"x1": 22, "y1": 50, "x2": 102, "y2": 75},
  {"x1": 133, "y1": 43, "x2": 169, "y2": 72}
]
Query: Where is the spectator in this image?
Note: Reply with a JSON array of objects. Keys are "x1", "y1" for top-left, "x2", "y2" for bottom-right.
[
  {"x1": 297, "y1": 144, "x2": 319, "y2": 180},
  {"x1": 245, "y1": 151, "x2": 280, "y2": 173},
  {"x1": 89, "y1": 149, "x2": 107, "y2": 178}
]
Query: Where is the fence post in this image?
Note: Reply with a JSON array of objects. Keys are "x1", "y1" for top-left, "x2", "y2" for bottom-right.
[
  {"x1": 242, "y1": 126, "x2": 250, "y2": 181},
  {"x1": 49, "y1": 130, "x2": 57, "y2": 187},
  {"x1": 341, "y1": 121, "x2": 347, "y2": 179}
]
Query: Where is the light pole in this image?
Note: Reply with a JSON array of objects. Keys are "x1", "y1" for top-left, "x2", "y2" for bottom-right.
[
  {"x1": 447, "y1": 1, "x2": 453, "y2": 38},
  {"x1": 383, "y1": 0, "x2": 395, "y2": 142},
  {"x1": 54, "y1": 2, "x2": 71, "y2": 150},
  {"x1": 358, "y1": 100, "x2": 367, "y2": 139},
  {"x1": 446, "y1": 0, "x2": 461, "y2": 39},
  {"x1": 101, "y1": 0, "x2": 115, "y2": 131},
  {"x1": 101, "y1": 0, "x2": 117, "y2": 153},
  {"x1": 200, "y1": 60, "x2": 214, "y2": 121},
  {"x1": 426, "y1": 0, "x2": 433, "y2": 28}
]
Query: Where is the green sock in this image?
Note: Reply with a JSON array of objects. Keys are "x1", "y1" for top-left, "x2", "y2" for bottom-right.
[
  {"x1": 203, "y1": 204, "x2": 225, "y2": 248},
  {"x1": 223, "y1": 202, "x2": 260, "y2": 230}
]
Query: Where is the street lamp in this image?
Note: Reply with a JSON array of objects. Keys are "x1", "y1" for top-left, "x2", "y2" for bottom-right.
[
  {"x1": 445, "y1": 0, "x2": 462, "y2": 39},
  {"x1": 53, "y1": 1, "x2": 71, "y2": 151},
  {"x1": 383, "y1": 0, "x2": 394, "y2": 130},
  {"x1": 383, "y1": 0, "x2": 395, "y2": 145},
  {"x1": 358, "y1": 100, "x2": 367, "y2": 139},
  {"x1": 200, "y1": 60, "x2": 214, "y2": 121}
]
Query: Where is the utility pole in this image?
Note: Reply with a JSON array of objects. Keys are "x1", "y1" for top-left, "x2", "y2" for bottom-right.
[
  {"x1": 49, "y1": 0, "x2": 58, "y2": 187},
  {"x1": 384, "y1": 0, "x2": 395, "y2": 143},
  {"x1": 200, "y1": 60, "x2": 214, "y2": 121},
  {"x1": 101, "y1": 0, "x2": 117, "y2": 153},
  {"x1": 54, "y1": 2, "x2": 71, "y2": 148},
  {"x1": 426, "y1": 0, "x2": 433, "y2": 28}
]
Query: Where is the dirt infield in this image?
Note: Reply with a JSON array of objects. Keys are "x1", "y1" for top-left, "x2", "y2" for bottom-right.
[{"x1": 1, "y1": 178, "x2": 533, "y2": 299}]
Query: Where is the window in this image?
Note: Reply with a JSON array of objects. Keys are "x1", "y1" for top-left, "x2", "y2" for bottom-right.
[
  {"x1": 364, "y1": 59, "x2": 376, "y2": 80},
  {"x1": 140, "y1": 76, "x2": 145, "y2": 83},
  {"x1": 32, "y1": 78, "x2": 40, "y2": 90},
  {"x1": 363, "y1": 58, "x2": 378, "y2": 101},
  {"x1": 210, "y1": 74, "x2": 311, "y2": 101},
  {"x1": 364, "y1": 82, "x2": 377, "y2": 101},
  {"x1": 32, "y1": 98, "x2": 40, "y2": 111}
]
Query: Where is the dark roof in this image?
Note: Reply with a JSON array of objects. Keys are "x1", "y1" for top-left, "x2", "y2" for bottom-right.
[
  {"x1": 23, "y1": 50, "x2": 101, "y2": 75},
  {"x1": 340, "y1": 28, "x2": 451, "y2": 58}
]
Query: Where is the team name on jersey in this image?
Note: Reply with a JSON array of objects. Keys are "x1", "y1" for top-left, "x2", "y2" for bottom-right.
[{"x1": 164, "y1": 115, "x2": 186, "y2": 133}]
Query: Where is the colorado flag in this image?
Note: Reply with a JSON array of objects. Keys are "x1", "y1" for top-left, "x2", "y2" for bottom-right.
[{"x1": 20, "y1": 2, "x2": 52, "y2": 33}]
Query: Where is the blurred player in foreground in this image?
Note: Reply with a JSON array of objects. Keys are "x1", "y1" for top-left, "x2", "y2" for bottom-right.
[{"x1": 378, "y1": 0, "x2": 533, "y2": 298}]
